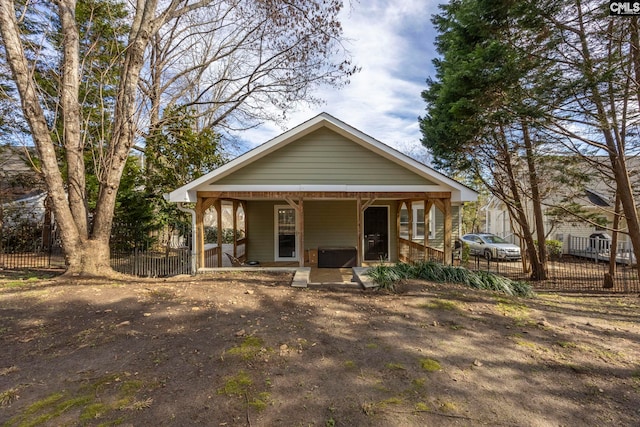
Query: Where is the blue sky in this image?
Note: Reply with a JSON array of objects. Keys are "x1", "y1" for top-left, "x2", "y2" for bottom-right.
[{"x1": 237, "y1": 0, "x2": 443, "y2": 163}]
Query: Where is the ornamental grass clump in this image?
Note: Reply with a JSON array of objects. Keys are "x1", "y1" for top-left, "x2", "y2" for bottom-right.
[{"x1": 366, "y1": 261, "x2": 534, "y2": 298}]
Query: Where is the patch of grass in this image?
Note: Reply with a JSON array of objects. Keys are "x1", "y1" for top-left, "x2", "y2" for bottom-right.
[
  {"x1": 556, "y1": 341, "x2": 578, "y2": 349},
  {"x1": 385, "y1": 362, "x2": 406, "y2": 371},
  {"x1": 496, "y1": 297, "x2": 532, "y2": 327},
  {"x1": 415, "y1": 402, "x2": 430, "y2": 411},
  {"x1": 248, "y1": 392, "x2": 271, "y2": 411},
  {"x1": 0, "y1": 270, "x2": 57, "y2": 283},
  {"x1": 80, "y1": 402, "x2": 109, "y2": 421},
  {"x1": 419, "y1": 358, "x2": 442, "y2": 372},
  {"x1": 218, "y1": 371, "x2": 253, "y2": 397},
  {"x1": 411, "y1": 378, "x2": 426, "y2": 389},
  {"x1": 362, "y1": 397, "x2": 404, "y2": 415},
  {"x1": 514, "y1": 337, "x2": 537, "y2": 349},
  {"x1": 344, "y1": 360, "x2": 357, "y2": 369},
  {"x1": 218, "y1": 371, "x2": 273, "y2": 413},
  {"x1": 365, "y1": 342, "x2": 378, "y2": 349},
  {"x1": 146, "y1": 288, "x2": 176, "y2": 300},
  {"x1": 8, "y1": 373, "x2": 149, "y2": 426},
  {"x1": 438, "y1": 400, "x2": 458, "y2": 412},
  {"x1": 421, "y1": 299, "x2": 460, "y2": 311},
  {"x1": 225, "y1": 336, "x2": 268, "y2": 361}
]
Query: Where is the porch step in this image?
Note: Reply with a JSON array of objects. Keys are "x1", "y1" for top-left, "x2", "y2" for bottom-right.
[
  {"x1": 351, "y1": 267, "x2": 377, "y2": 289},
  {"x1": 291, "y1": 268, "x2": 311, "y2": 288}
]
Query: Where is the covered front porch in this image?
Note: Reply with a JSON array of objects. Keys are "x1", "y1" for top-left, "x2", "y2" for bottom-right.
[{"x1": 193, "y1": 191, "x2": 455, "y2": 272}]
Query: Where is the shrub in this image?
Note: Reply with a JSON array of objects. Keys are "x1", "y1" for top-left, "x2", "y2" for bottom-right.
[
  {"x1": 366, "y1": 261, "x2": 534, "y2": 298},
  {"x1": 545, "y1": 240, "x2": 563, "y2": 260}
]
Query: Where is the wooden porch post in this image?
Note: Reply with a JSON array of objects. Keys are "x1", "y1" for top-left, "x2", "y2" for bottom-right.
[
  {"x1": 357, "y1": 196, "x2": 363, "y2": 267},
  {"x1": 407, "y1": 201, "x2": 414, "y2": 262},
  {"x1": 216, "y1": 199, "x2": 223, "y2": 267},
  {"x1": 195, "y1": 197, "x2": 205, "y2": 270},
  {"x1": 299, "y1": 199, "x2": 304, "y2": 267},
  {"x1": 397, "y1": 201, "x2": 403, "y2": 262},
  {"x1": 443, "y1": 197, "x2": 452, "y2": 265},
  {"x1": 232, "y1": 200, "x2": 238, "y2": 257},
  {"x1": 424, "y1": 200, "x2": 434, "y2": 261}
]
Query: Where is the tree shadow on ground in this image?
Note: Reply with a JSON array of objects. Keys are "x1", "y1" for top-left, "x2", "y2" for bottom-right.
[{"x1": 0, "y1": 275, "x2": 639, "y2": 426}]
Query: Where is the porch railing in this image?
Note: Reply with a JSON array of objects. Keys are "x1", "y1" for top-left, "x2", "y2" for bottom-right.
[
  {"x1": 203, "y1": 237, "x2": 248, "y2": 268},
  {"x1": 398, "y1": 238, "x2": 445, "y2": 264}
]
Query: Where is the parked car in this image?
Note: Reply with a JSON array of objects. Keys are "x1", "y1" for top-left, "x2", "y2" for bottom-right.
[{"x1": 461, "y1": 233, "x2": 521, "y2": 261}]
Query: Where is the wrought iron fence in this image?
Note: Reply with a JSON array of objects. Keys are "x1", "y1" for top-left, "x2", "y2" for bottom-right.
[
  {"x1": 0, "y1": 218, "x2": 64, "y2": 269},
  {"x1": 463, "y1": 255, "x2": 639, "y2": 293},
  {"x1": 1, "y1": 219, "x2": 193, "y2": 277},
  {"x1": 110, "y1": 225, "x2": 193, "y2": 277}
]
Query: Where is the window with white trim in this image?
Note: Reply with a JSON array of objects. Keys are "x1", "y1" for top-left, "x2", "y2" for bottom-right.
[{"x1": 399, "y1": 202, "x2": 435, "y2": 241}]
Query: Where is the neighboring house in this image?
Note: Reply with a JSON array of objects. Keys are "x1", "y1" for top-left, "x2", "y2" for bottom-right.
[
  {"x1": 168, "y1": 113, "x2": 478, "y2": 271},
  {"x1": 0, "y1": 145, "x2": 47, "y2": 225},
  {"x1": 482, "y1": 157, "x2": 640, "y2": 253}
]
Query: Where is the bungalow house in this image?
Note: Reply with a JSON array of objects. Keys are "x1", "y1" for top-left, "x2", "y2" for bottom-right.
[{"x1": 167, "y1": 113, "x2": 477, "y2": 272}]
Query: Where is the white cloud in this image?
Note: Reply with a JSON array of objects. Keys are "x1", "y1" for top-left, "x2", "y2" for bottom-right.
[{"x1": 233, "y1": 0, "x2": 443, "y2": 161}]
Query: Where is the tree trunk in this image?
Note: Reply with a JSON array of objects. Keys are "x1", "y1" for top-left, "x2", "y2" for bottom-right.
[
  {"x1": 522, "y1": 121, "x2": 548, "y2": 279},
  {"x1": 499, "y1": 127, "x2": 546, "y2": 280},
  {"x1": 59, "y1": 0, "x2": 89, "y2": 238},
  {"x1": 64, "y1": 238, "x2": 114, "y2": 277},
  {"x1": 575, "y1": 3, "x2": 640, "y2": 279}
]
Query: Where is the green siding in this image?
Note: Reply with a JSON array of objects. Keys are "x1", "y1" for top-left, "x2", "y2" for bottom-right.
[
  {"x1": 247, "y1": 200, "x2": 402, "y2": 262},
  {"x1": 246, "y1": 201, "x2": 276, "y2": 262},
  {"x1": 432, "y1": 205, "x2": 460, "y2": 249},
  {"x1": 304, "y1": 201, "x2": 357, "y2": 249},
  {"x1": 216, "y1": 128, "x2": 435, "y2": 186}
]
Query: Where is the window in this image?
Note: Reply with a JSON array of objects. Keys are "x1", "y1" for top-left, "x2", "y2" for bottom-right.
[{"x1": 399, "y1": 202, "x2": 435, "y2": 241}]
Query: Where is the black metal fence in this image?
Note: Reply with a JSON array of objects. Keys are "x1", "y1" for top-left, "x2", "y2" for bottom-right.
[
  {"x1": 0, "y1": 219, "x2": 65, "y2": 269},
  {"x1": 110, "y1": 226, "x2": 193, "y2": 277},
  {"x1": 464, "y1": 255, "x2": 640, "y2": 293},
  {"x1": 1, "y1": 219, "x2": 193, "y2": 277}
]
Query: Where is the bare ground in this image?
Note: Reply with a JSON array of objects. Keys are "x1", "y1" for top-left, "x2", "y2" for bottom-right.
[{"x1": 0, "y1": 269, "x2": 639, "y2": 426}]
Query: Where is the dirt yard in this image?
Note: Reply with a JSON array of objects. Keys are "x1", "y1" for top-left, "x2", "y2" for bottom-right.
[{"x1": 0, "y1": 269, "x2": 639, "y2": 426}]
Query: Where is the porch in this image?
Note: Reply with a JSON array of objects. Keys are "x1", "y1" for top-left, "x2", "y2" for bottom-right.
[{"x1": 193, "y1": 191, "x2": 454, "y2": 273}]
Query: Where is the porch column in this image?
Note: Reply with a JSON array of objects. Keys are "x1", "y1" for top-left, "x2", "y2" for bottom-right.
[
  {"x1": 443, "y1": 197, "x2": 452, "y2": 265},
  {"x1": 232, "y1": 200, "x2": 238, "y2": 257},
  {"x1": 195, "y1": 198, "x2": 205, "y2": 270},
  {"x1": 285, "y1": 196, "x2": 304, "y2": 267},
  {"x1": 199, "y1": 196, "x2": 219, "y2": 269},
  {"x1": 424, "y1": 199, "x2": 434, "y2": 261},
  {"x1": 407, "y1": 201, "x2": 414, "y2": 262},
  {"x1": 396, "y1": 202, "x2": 402, "y2": 262},
  {"x1": 215, "y1": 199, "x2": 223, "y2": 267}
]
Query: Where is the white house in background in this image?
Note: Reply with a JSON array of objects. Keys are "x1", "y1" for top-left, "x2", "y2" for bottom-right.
[
  {"x1": 1, "y1": 192, "x2": 48, "y2": 226},
  {"x1": 481, "y1": 158, "x2": 640, "y2": 254}
]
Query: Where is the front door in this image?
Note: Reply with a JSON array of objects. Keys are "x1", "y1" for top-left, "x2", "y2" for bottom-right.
[
  {"x1": 275, "y1": 206, "x2": 298, "y2": 261},
  {"x1": 364, "y1": 206, "x2": 389, "y2": 261}
]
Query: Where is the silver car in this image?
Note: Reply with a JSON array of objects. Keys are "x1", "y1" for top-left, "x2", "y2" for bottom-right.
[{"x1": 461, "y1": 233, "x2": 521, "y2": 261}]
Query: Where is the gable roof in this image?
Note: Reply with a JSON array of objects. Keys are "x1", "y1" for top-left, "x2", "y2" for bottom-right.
[{"x1": 168, "y1": 113, "x2": 478, "y2": 203}]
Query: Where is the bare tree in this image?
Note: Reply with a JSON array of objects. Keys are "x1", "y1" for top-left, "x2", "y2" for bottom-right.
[{"x1": 0, "y1": 0, "x2": 356, "y2": 276}]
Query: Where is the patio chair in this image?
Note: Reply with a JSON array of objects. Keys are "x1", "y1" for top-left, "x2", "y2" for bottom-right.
[{"x1": 225, "y1": 253, "x2": 245, "y2": 267}]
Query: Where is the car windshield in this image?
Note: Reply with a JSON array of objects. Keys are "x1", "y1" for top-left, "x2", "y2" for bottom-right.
[{"x1": 482, "y1": 235, "x2": 507, "y2": 244}]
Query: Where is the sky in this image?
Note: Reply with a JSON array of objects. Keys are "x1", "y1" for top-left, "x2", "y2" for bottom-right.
[{"x1": 236, "y1": 0, "x2": 444, "y2": 163}]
